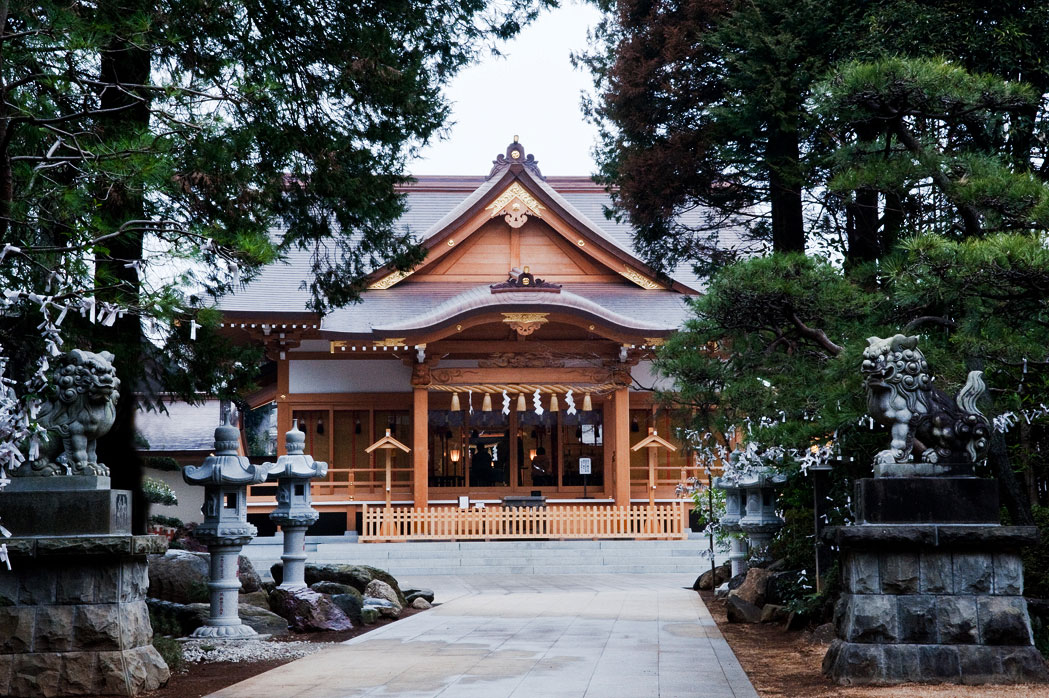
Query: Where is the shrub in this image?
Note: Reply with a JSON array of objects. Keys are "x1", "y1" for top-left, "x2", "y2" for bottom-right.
[{"x1": 143, "y1": 478, "x2": 178, "y2": 506}]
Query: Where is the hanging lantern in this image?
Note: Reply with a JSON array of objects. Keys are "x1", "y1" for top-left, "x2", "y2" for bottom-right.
[
  {"x1": 529, "y1": 448, "x2": 538, "y2": 462},
  {"x1": 449, "y1": 448, "x2": 461, "y2": 463},
  {"x1": 550, "y1": 394, "x2": 560, "y2": 412},
  {"x1": 450, "y1": 392, "x2": 461, "y2": 412},
  {"x1": 482, "y1": 393, "x2": 493, "y2": 412},
  {"x1": 582, "y1": 393, "x2": 593, "y2": 411},
  {"x1": 517, "y1": 393, "x2": 527, "y2": 411}
]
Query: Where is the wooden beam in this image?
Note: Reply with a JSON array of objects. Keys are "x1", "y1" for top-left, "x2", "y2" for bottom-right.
[
  {"x1": 412, "y1": 387, "x2": 429, "y2": 507},
  {"x1": 613, "y1": 386, "x2": 630, "y2": 506},
  {"x1": 430, "y1": 366, "x2": 615, "y2": 386}
]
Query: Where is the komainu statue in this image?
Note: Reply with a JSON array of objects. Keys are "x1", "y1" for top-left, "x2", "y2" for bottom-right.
[
  {"x1": 19, "y1": 349, "x2": 120, "y2": 477},
  {"x1": 862, "y1": 335, "x2": 990, "y2": 476}
]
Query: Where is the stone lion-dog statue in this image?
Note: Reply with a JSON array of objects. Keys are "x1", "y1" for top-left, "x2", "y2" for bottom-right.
[
  {"x1": 861, "y1": 334, "x2": 990, "y2": 477},
  {"x1": 20, "y1": 349, "x2": 121, "y2": 477}
]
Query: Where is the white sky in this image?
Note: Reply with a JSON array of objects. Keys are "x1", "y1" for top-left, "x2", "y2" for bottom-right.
[{"x1": 409, "y1": 2, "x2": 603, "y2": 177}]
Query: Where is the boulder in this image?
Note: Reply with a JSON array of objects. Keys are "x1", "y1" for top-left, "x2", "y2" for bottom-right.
[
  {"x1": 268, "y1": 587, "x2": 353, "y2": 632},
  {"x1": 765, "y1": 570, "x2": 801, "y2": 606},
  {"x1": 147, "y1": 598, "x2": 288, "y2": 636},
  {"x1": 729, "y1": 567, "x2": 771, "y2": 608},
  {"x1": 239, "y1": 590, "x2": 272, "y2": 611},
  {"x1": 411, "y1": 597, "x2": 432, "y2": 610},
  {"x1": 360, "y1": 606, "x2": 380, "y2": 624},
  {"x1": 363, "y1": 597, "x2": 400, "y2": 619},
  {"x1": 403, "y1": 588, "x2": 435, "y2": 604},
  {"x1": 238, "y1": 556, "x2": 263, "y2": 593},
  {"x1": 727, "y1": 572, "x2": 747, "y2": 591},
  {"x1": 311, "y1": 581, "x2": 360, "y2": 598},
  {"x1": 760, "y1": 604, "x2": 789, "y2": 624},
  {"x1": 237, "y1": 603, "x2": 290, "y2": 636},
  {"x1": 147, "y1": 550, "x2": 210, "y2": 604},
  {"x1": 810, "y1": 621, "x2": 836, "y2": 644},
  {"x1": 272, "y1": 562, "x2": 407, "y2": 606},
  {"x1": 714, "y1": 582, "x2": 730, "y2": 599},
  {"x1": 331, "y1": 593, "x2": 364, "y2": 624},
  {"x1": 726, "y1": 596, "x2": 763, "y2": 624},
  {"x1": 365, "y1": 580, "x2": 403, "y2": 611},
  {"x1": 693, "y1": 564, "x2": 731, "y2": 591}
]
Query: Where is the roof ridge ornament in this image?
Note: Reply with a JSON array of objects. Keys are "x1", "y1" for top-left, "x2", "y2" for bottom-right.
[
  {"x1": 491, "y1": 266, "x2": 562, "y2": 293},
  {"x1": 487, "y1": 136, "x2": 545, "y2": 180}
]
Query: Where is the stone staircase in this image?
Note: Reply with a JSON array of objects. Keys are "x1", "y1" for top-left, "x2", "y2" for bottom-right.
[{"x1": 244, "y1": 535, "x2": 726, "y2": 578}]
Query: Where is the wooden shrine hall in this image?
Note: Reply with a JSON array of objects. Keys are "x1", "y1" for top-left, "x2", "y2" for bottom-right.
[{"x1": 219, "y1": 138, "x2": 714, "y2": 541}]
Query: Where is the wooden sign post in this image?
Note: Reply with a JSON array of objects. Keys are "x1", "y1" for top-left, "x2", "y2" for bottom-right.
[
  {"x1": 630, "y1": 427, "x2": 677, "y2": 507},
  {"x1": 364, "y1": 429, "x2": 411, "y2": 535}
]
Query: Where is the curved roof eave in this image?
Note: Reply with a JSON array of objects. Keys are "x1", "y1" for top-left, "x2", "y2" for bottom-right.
[{"x1": 368, "y1": 285, "x2": 676, "y2": 336}]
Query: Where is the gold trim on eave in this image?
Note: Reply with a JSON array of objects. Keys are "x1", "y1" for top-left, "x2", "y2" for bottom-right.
[
  {"x1": 369, "y1": 269, "x2": 412, "y2": 290},
  {"x1": 373, "y1": 338, "x2": 407, "y2": 346},
  {"x1": 619, "y1": 268, "x2": 663, "y2": 290}
]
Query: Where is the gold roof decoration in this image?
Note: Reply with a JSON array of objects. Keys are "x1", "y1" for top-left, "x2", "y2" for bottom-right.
[
  {"x1": 619, "y1": 268, "x2": 663, "y2": 290},
  {"x1": 486, "y1": 182, "x2": 546, "y2": 229},
  {"x1": 501, "y1": 312, "x2": 549, "y2": 336},
  {"x1": 369, "y1": 269, "x2": 412, "y2": 290}
]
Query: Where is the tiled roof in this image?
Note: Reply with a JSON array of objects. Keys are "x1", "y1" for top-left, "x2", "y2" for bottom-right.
[
  {"x1": 137, "y1": 399, "x2": 222, "y2": 452},
  {"x1": 319, "y1": 282, "x2": 691, "y2": 337},
  {"x1": 217, "y1": 168, "x2": 720, "y2": 321}
]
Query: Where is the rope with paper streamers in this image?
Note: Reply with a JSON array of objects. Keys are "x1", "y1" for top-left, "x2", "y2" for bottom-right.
[{"x1": 429, "y1": 383, "x2": 617, "y2": 395}]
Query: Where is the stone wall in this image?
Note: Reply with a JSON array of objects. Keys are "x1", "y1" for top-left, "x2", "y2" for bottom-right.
[
  {"x1": 824, "y1": 532, "x2": 1048, "y2": 684},
  {"x1": 0, "y1": 536, "x2": 170, "y2": 697}
]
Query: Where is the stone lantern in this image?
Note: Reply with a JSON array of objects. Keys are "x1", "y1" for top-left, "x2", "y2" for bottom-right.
[
  {"x1": 712, "y1": 475, "x2": 748, "y2": 577},
  {"x1": 269, "y1": 420, "x2": 328, "y2": 590},
  {"x1": 736, "y1": 469, "x2": 786, "y2": 561},
  {"x1": 183, "y1": 414, "x2": 270, "y2": 638}
]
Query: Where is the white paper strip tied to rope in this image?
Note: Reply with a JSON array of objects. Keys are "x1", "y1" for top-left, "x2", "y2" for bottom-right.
[
  {"x1": 533, "y1": 388, "x2": 545, "y2": 416},
  {"x1": 501, "y1": 390, "x2": 510, "y2": 415},
  {"x1": 565, "y1": 389, "x2": 577, "y2": 415}
]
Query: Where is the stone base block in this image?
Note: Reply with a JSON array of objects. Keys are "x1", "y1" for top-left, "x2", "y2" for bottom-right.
[
  {"x1": 855, "y1": 478, "x2": 999, "y2": 524},
  {"x1": 0, "y1": 535, "x2": 170, "y2": 696},
  {"x1": 823, "y1": 640, "x2": 1049, "y2": 685},
  {"x1": 0, "y1": 489, "x2": 132, "y2": 536}
]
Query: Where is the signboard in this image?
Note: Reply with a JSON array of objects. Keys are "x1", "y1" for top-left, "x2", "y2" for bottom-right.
[{"x1": 578, "y1": 457, "x2": 592, "y2": 475}]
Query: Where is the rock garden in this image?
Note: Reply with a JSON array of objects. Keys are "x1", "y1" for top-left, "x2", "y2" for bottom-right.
[{"x1": 143, "y1": 548, "x2": 434, "y2": 698}]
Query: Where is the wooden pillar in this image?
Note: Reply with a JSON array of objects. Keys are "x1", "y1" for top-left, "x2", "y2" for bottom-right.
[
  {"x1": 647, "y1": 446, "x2": 657, "y2": 507},
  {"x1": 276, "y1": 357, "x2": 291, "y2": 456},
  {"x1": 412, "y1": 387, "x2": 429, "y2": 507},
  {"x1": 613, "y1": 386, "x2": 630, "y2": 506}
]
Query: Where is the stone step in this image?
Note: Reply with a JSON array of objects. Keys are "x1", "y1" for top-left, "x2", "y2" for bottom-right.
[{"x1": 242, "y1": 537, "x2": 726, "y2": 578}]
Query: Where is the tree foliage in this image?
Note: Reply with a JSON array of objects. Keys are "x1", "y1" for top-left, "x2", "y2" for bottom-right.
[{"x1": 0, "y1": 0, "x2": 552, "y2": 528}]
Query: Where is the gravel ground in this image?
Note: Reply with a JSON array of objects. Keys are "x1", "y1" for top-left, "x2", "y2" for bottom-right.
[{"x1": 180, "y1": 638, "x2": 325, "y2": 664}]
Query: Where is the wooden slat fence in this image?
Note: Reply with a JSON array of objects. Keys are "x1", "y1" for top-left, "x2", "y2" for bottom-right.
[{"x1": 359, "y1": 503, "x2": 688, "y2": 542}]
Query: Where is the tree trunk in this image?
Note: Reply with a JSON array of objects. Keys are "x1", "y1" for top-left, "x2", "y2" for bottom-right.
[
  {"x1": 93, "y1": 14, "x2": 151, "y2": 535},
  {"x1": 845, "y1": 188, "x2": 880, "y2": 265},
  {"x1": 989, "y1": 430, "x2": 1034, "y2": 526},
  {"x1": 766, "y1": 126, "x2": 805, "y2": 253}
]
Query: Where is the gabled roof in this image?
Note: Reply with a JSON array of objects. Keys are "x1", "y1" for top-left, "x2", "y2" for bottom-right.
[
  {"x1": 363, "y1": 139, "x2": 697, "y2": 295},
  {"x1": 216, "y1": 139, "x2": 735, "y2": 328}
]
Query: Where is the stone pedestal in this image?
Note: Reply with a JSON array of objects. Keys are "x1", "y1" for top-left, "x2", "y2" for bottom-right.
[
  {"x1": 823, "y1": 477, "x2": 1048, "y2": 685},
  {"x1": 0, "y1": 524, "x2": 169, "y2": 696}
]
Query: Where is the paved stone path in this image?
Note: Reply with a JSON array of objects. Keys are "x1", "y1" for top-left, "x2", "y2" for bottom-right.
[{"x1": 208, "y1": 574, "x2": 758, "y2": 698}]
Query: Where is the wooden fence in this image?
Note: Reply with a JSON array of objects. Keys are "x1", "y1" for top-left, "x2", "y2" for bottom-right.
[{"x1": 359, "y1": 503, "x2": 688, "y2": 542}]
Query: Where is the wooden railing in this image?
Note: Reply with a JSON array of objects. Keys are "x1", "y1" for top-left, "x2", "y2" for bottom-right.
[{"x1": 359, "y1": 503, "x2": 688, "y2": 542}]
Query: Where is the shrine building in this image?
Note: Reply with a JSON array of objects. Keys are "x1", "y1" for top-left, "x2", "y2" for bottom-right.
[{"x1": 219, "y1": 139, "x2": 720, "y2": 541}]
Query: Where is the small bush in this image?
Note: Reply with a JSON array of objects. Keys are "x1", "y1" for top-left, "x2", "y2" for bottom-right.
[
  {"x1": 149, "y1": 514, "x2": 185, "y2": 529},
  {"x1": 143, "y1": 478, "x2": 178, "y2": 506},
  {"x1": 143, "y1": 456, "x2": 181, "y2": 471},
  {"x1": 153, "y1": 636, "x2": 184, "y2": 672}
]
